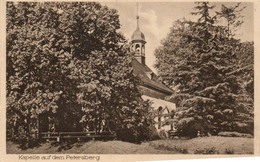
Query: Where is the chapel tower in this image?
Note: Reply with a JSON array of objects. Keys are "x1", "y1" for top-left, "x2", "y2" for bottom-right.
[{"x1": 130, "y1": 4, "x2": 146, "y2": 65}]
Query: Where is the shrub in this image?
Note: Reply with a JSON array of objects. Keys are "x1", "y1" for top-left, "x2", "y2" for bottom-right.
[
  {"x1": 175, "y1": 119, "x2": 213, "y2": 138},
  {"x1": 146, "y1": 126, "x2": 160, "y2": 140}
]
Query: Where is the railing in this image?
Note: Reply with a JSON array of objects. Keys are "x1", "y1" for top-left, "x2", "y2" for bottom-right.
[{"x1": 40, "y1": 131, "x2": 116, "y2": 142}]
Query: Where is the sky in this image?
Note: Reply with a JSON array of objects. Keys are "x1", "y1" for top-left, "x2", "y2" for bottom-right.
[{"x1": 101, "y1": 2, "x2": 254, "y2": 73}]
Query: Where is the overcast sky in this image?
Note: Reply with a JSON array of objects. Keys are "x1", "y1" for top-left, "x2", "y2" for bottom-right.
[{"x1": 102, "y1": 2, "x2": 254, "y2": 73}]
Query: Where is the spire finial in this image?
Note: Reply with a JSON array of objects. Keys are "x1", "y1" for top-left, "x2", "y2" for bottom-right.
[{"x1": 136, "y1": 2, "x2": 139, "y2": 29}]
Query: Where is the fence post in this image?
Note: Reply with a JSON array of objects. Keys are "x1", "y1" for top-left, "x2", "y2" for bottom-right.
[
  {"x1": 36, "y1": 116, "x2": 39, "y2": 141},
  {"x1": 57, "y1": 133, "x2": 60, "y2": 142}
]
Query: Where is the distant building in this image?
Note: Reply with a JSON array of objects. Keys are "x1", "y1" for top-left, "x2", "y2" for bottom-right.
[{"x1": 130, "y1": 13, "x2": 176, "y2": 132}]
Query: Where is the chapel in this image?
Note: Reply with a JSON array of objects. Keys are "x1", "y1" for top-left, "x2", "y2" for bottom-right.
[{"x1": 130, "y1": 12, "x2": 176, "y2": 132}]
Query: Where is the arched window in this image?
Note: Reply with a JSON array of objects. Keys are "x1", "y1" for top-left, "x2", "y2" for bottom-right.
[
  {"x1": 131, "y1": 44, "x2": 134, "y2": 52},
  {"x1": 135, "y1": 44, "x2": 140, "y2": 53}
]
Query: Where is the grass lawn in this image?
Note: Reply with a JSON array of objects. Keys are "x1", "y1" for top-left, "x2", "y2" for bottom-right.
[{"x1": 6, "y1": 136, "x2": 253, "y2": 154}]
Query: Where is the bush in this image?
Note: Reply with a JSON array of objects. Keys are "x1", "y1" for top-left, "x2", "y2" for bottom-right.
[
  {"x1": 146, "y1": 126, "x2": 160, "y2": 140},
  {"x1": 218, "y1": 131, "x2": 253, "y2": 138},
  {"x1": 175, "y1": 119, "x2": 212, "y2": 138},
  {"x1": 116, "y1": 124, "x2": 158, "y2": 143}
]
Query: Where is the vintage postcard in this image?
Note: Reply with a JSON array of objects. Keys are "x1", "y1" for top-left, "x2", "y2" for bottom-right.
[{"x1": 0, "y1": 0, "x2": 259, "y2": 161}]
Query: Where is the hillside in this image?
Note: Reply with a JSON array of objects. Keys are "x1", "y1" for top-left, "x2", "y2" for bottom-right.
[{"x1": 7, "y1": 136, "x2": 253, "y2": 154}]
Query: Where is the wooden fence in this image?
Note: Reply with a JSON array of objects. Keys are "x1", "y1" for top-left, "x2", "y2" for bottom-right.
[{"x1": 40, "y1": 131, "x2": 116, "y2": 142}]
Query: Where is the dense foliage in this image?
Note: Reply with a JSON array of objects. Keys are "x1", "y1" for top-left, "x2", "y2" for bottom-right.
[
  {"x1": 6, "y1": 2, "x2": 154, "y2": 145},
  {"x1": 155, "y1": 2, "x2": 253, "y2": 137}
]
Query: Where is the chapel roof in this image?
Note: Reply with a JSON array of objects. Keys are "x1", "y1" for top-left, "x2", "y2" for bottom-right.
[{"x1": 132, "y1": 58, "x2": 173, "y2": 95}]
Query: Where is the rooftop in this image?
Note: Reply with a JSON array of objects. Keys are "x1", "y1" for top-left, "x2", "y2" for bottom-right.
[
  {"x1": 132, "y1": 58, "x2": 173, "y2": 95},
  {"x1": 131, "y1": 28, "x2": 145, "y2": 42}
]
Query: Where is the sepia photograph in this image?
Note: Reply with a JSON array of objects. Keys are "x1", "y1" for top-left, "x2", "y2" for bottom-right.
[{"x1": 4, "y1": 0, "x2": 255, "y2": 157}]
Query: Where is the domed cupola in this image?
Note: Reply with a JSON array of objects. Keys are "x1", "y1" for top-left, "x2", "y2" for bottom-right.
[
  {"x1": 131, "y1": 26, "x2": 146, "y2": 42},
  {"x1": 130, "y1": 13, "x2": 146, "y2": 65}
]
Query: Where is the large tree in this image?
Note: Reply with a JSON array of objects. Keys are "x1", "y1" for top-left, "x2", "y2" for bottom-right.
[
  {"x1": 7, "y1": 2, "x2": 153, "y2": 145},
  {"x1": 155, "y1": 2, "x2": 253, "y2": 137}
]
